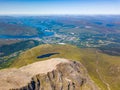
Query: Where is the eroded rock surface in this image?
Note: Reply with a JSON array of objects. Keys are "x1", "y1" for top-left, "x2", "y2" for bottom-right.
[{"x1": 0, "y1": 58, "x2": 100, "y2": 90}]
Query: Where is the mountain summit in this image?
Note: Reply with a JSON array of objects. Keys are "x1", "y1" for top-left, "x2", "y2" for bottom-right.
[{"x1": 0, "y1": 58, "x2": 99, "y2": 90}]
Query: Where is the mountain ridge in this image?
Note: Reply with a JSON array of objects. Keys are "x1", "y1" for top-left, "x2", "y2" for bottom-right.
[
  {"x1": 1, "y1": 44, "x2": 120, "y2": 90},
  {"x1": 0, "y1": 58, "x2": 100, "y2": 90}
]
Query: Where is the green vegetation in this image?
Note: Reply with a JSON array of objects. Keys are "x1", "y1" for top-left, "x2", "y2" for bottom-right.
[
  {"x1": 0, "y1": 54, "x2": 19, "y2": 69},
  {"x1": 9, "y1": 44, "x2": 120, "y2": 90},
  {"x1": 0, "y1": 16, "x2": 120, "y2": 56},
  {"x1": 99, "y1": 43, "x2": 120, "y2": 56},
  {"x1": 0, "y1": 40, "x2": 42, "y2": 57},
  {"x1": 0, "y1": 40, "x2": 43, "y2": 69},
  {"x1": 0, "y1": 16, "x2": 120, "y2": 90},
  {"x1": 10, "y1": 44, "x2": 82, "y2": 67}
]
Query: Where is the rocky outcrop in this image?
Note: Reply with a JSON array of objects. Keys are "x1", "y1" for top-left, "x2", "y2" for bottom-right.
[{"x1": 0, "y1": 58, "x2": 100, "y2": 90}]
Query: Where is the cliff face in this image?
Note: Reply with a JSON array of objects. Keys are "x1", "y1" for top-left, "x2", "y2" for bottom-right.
[
  {"x1": 0, "y1": 58, "x2": 100, "y2": 90},
  {"x1": 12, "y1": 59, "x2": 100, "y2": 90}
]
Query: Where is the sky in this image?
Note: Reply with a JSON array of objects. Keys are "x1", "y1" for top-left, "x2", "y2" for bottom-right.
[{"x1": 0, "y1": 0, "x2": 120, "y2": 15}]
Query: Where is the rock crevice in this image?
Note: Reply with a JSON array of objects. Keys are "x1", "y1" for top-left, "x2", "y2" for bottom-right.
[{"x1": 12, "y1": 60, "x2": 100, "y2": 90}]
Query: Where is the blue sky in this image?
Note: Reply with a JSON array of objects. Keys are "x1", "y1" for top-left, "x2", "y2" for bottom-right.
[{"x1": 0, "y1": 0, "x2": 120, "y2": 15}]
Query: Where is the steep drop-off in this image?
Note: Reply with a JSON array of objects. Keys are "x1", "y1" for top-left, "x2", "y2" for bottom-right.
[{"x1": 0, "y1": 58, "x2": 99, "y2": 90}]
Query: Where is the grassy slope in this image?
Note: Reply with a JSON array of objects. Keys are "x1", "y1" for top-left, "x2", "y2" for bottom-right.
[
  {"x1": 10, "y1": 44, "x2": 120, "y2": 90},
  {"x1": 10, "y1": 44, "x2": 82, "y2": 67}
]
